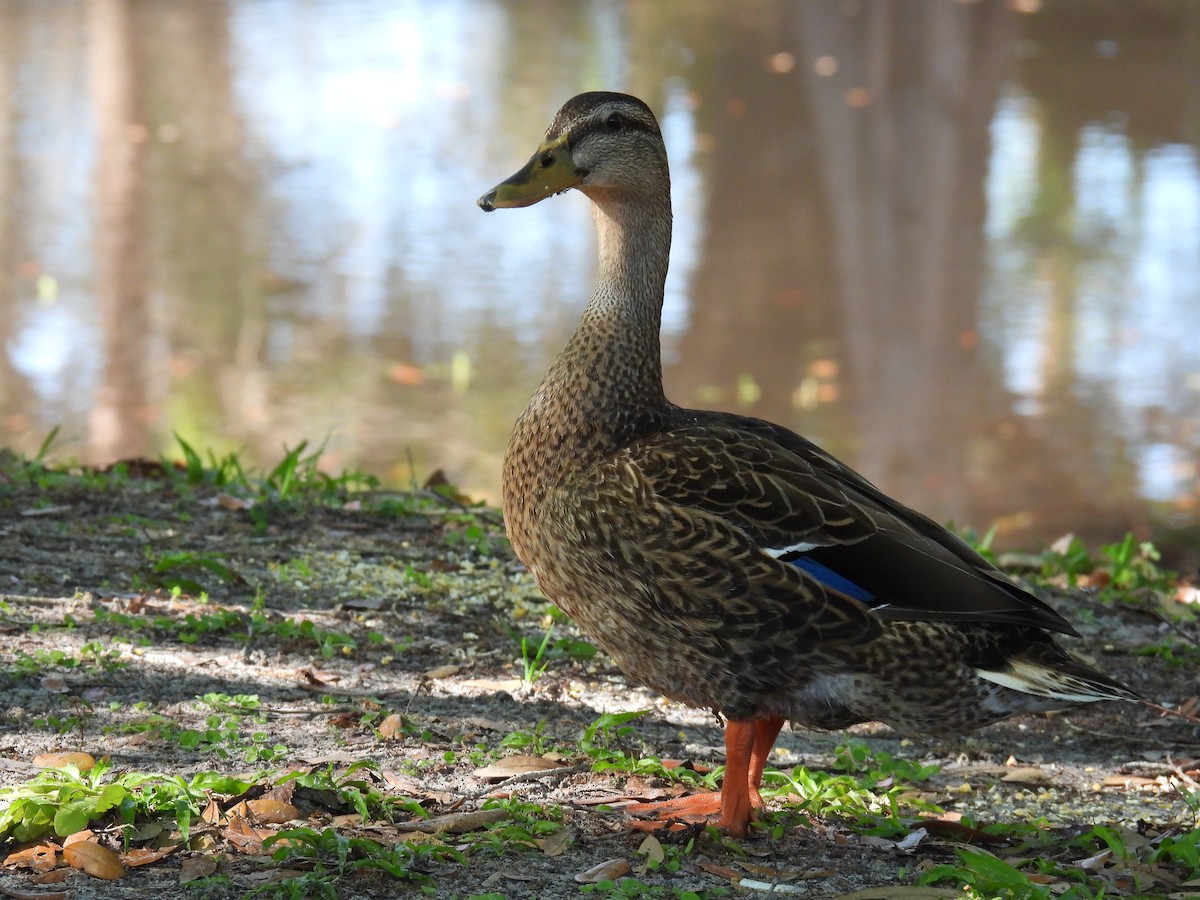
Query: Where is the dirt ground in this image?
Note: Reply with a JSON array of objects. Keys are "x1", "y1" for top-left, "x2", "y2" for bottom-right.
[{"x1": 0, "y1": 464, "x2": 1197, "y2": 898}]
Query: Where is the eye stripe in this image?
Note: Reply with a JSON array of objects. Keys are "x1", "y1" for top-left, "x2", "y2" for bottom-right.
[{"x1": 568, "y1": 114, "x2": 658, "y2": 149}]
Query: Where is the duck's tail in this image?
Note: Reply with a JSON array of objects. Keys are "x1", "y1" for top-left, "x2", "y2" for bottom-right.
[{"x1": 976, "y1": 645, "x2": 1138, "y2": 705}]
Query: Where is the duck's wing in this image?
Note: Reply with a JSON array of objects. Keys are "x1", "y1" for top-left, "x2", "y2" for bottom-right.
[{"x1": 619, "y1": 415, "x2": 1078, "y2": 637}]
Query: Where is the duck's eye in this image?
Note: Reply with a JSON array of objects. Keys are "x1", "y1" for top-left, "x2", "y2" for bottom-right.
[{"x1": 606, "y1": 113, "x2": 624, "y2": 131}]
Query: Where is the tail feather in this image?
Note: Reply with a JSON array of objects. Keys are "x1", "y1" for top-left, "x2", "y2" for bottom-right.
[{"x1": 977, "y1": 656, "x2": 1137, "y2": 705}]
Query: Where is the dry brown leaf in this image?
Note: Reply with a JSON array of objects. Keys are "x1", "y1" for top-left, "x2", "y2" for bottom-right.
[
  {"x1": 423, "y1": 664, "x2": 460, "y2": 680},
  {"x1": 473, "y1": 755, "x2": 562, "y2": 781},
  {"x1": 223, "y1": 813, "x2": 265, "y2": 853},
  {"x1": 63, "y1": 840, "x2": 126, "y2": 880},
  {"x1": 246, "y1": 799, "x2": 300, "y2": 824},
  {"x1": 537, "y1": 828, "x2": 574, "y2": 857},
  {"x1": 121, "y1": 845, "x2": 177, "y2": 868},
  {"x1": 637, "y1": 834, "x2": 665, "y2": 866},
  {"x1": 697, "y1": 860, "x2": 741, "y2": 880},
  {"x1": 377, "y1": 713, "x2": 404, "y2": 740},
  {"x1": 201, "y1": 797, "x2": 222, "y2": 825},
  {"x1": 31, "y1": 751, "x2": 94, "y2": 771},
  {"x1": 575, "y1": 858, "x2": 631, "y2": 883},
  {"x1": 2, "y1": 843, "x2": 59, "y2": 872},
  {"x1": 226, "y1": 800, "x2": 249, "y2": 819},
  {"x1": 179, "y1": 854, "x2": 219, "y2": 883},
  {"x1": 61, "y1": 830, "x2": 94, "y2": 847},
  {"x1": 919, "y1": 818, "x2": 1006, "y2": 844}
]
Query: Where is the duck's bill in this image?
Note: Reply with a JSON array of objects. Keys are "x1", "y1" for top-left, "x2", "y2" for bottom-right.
[{"x1": 478, "y1": 135, "x2": 580, "y2": 211}]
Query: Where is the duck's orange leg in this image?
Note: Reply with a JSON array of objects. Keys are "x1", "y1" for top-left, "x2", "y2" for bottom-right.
[
  {"x1": 626, "y1": 716, "x2": 785, "y2": 838},
  {"x1": 747, "y1": 716, "x2": 784, "y2": 808}
]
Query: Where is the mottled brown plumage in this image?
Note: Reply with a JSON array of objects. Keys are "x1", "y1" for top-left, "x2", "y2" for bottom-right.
[{"x1": 478, "y1": 91, "x2": 1135, "y2": 837}]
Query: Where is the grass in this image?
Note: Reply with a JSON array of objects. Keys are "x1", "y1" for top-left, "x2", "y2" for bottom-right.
[{"x1": 0, "y1": 438, "x2": 1196, "y2": 897}]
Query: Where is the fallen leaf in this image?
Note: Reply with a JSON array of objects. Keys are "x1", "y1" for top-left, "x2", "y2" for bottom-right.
[
  {"x1": 122, "y1": 845, "x2": 177, "y2": 867},
  {"x1": 376, "y1": 713, "x2": 404, "y2": 740},
  {"x1": 637, "y1": 834, "x2": 664, "y2": 865},
  {"x1": 895, "y1": 828, "x2": 928, "y2": 851},
  {"x1": 246, "y1": 799, "x2": 300, "y2": 824},
  {"x1": 633, "y1": 833, "x2": 664, "y2": 874},
  {"x1": 473, "y1": 755, "x2": 562, "y2": 781},
  {"x1": 63, "y1": 840, "x2": 126, "y2": 880},
  {"x1": 919, "y1": 818, "x2": 1005, "y2": 844},
  {"x1": 538, "y1": 828, "x2": 574, "y2": 857},
  {"x1": 423, "y1": 664, "x2": 460, "y2": 680},
  {"x1": 32, "y1": 751, "x2": 96, "y2": 771},
  {"x1": 2, "y1": 843, "x2": 58, "y2": 872},
  {"x1": 223, "y1": 813, "x2": 265, "y2": 853},
  {"x1": 1076, "y1": 848, "x2": 1112, "y2": 871},
  {"x1": 179, "y1": 854, "x2": 219, "y2": 883},
  {"x1": 575, "y1": 858, "x2": 631, "y2": 883},
  {"x1": 697, "y1": 860, "x2": 741, "y2": 880}
]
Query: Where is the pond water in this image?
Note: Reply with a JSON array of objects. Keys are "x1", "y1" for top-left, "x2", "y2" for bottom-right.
[{"x1": 2, "y1": 0, "x2": 1198, "y2": 563}]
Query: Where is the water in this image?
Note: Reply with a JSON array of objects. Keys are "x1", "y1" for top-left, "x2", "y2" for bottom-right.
[{"x1": 1, "y1": 0, "x2": 1197, "y2": 563}]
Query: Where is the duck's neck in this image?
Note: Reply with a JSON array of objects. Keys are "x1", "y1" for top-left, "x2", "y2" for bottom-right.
[{"x1": 543, "y1": 193, "x2": 673, "y2": 425}]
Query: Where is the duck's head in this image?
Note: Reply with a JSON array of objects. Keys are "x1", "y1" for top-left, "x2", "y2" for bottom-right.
[{"x1": 478, "y1": 91, "x2": 667, "y2": 212}]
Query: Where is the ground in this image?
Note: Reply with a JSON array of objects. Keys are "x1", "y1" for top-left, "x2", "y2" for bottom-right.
[{"x1": 0, "y1": 456, "x2": 1197, "y2": 899}]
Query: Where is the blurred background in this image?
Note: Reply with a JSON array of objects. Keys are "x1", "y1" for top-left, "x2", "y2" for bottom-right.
[{"x1": 1, "y1": 0, "x2": 1197, "y2": 566}]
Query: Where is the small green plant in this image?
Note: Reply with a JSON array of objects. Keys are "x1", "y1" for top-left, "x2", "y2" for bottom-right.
[
  {"x1": 519, "y1": 623, "x2": 555, "y2": 684},
  {"x1": 0, "y1": 759, "x2": 258, "y2": 843},
  {"x1": 830, "y1": 739, "x2": 940, "y2": 788},
  {"x1": 280, "y1": 761, "x2": 425, "y2": 823},
  {"x1": 258, "y1": 826, "x2": 459, "y2": 897},
  {"x1": 499, "y1": 720, "x2": 563, "y2": 756},
  {"x1": 148, "y1": 549, "x2": 237, "y2": 595},
  {"x1": 1031, "y1": 532, "x2": 1178, "y2": 606},
  {"x1": 463, "y1": 797, "x2": 564, "y2": 857}
]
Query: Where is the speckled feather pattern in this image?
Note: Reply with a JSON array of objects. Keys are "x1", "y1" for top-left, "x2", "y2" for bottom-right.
[{"x1": 499, "y1": 93, "x2": 1134, "y2": 739}]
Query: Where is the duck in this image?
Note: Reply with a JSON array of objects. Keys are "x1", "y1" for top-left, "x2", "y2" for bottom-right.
[{"x1": 477, "y1": 91, "x2": 1136, "y2": 838}]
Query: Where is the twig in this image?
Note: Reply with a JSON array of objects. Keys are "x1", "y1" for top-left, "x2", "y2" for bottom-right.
[
  {"x1": 1141, "y1": 698, "x2": 1200, "y2": 727},
  {"x1": 458, "y1": 762, "x2": 592, "y2": 802}
]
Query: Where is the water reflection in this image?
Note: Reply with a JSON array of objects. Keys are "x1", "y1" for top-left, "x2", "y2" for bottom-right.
[{"x1": 1, "y1": 0, "x2": 1197, "y2": 565}]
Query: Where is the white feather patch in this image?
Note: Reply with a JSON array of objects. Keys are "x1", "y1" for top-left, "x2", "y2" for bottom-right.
[
  {"x1": 976, "y1": 659, "x2": 1122, "y2": 703},
  {"x1": 763, "y1": 541, "x2": 821, "y2": 559}
]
